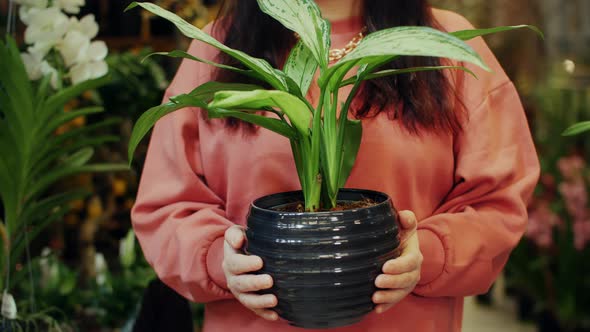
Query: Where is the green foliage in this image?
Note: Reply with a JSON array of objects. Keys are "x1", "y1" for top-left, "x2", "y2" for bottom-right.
[
  {"x1": 127, "y1": 0, "x2": 539, "y2": 211},
  {"x1": 0, "y1": 37, "x2": 128, "y2": 294},
  {"x1": 505, "y1": 70, "x2": 590, "y2": 329},
  {"x1": 98, "y1": 49, "x2": 169, "y2": 121},
  {"x1": 83, "y1": 256, "x2": 155, "y2": 328},
  {"x1": 563, "y1": 121, "x2": 590, "y2": 136},
  {"x1": 14, "y1": 234, "x2": 156, "y2": 330}
]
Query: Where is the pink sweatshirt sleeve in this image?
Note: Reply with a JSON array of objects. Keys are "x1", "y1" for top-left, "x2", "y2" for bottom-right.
[
  {"x1": 131, "y1": 26, "x2": 234, "y2": 303},
  {"x1": 414, "y1": 12, "x2": 540, "y2": 297}
]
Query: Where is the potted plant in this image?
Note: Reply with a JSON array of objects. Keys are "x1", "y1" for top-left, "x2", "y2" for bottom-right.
[{"x1": 126, "y1": 0, "x2": 539, "y2": 328}]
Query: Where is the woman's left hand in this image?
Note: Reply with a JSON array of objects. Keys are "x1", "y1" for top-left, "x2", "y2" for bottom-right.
[{"x1": 372, "y1": 210, "x2": 423, "y2": 314}]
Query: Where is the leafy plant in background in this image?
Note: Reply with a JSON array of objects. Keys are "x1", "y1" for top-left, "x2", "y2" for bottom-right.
[
  {"x1": 515, "y1": 155, "x2": 590, "y2": 331},
  {"x1": 1, "y1": 0, "x2": 128, "y2": 328},
  {"x1": 505, "y1": 70, "x2": 590, "y2": 331},
  {"x1": 13, "y1": 231, "x2": 156, "y2": 331},
  {"x1": 15, "y1": 249, "x2": 79, "y2": 330},
  {"x1": 563, "y1": 120, "x2": 590, "y2": 138},
  {"x1": 3, "y1": 47, "x2": 169, "y2": 331},
  {"x1": 126, "y1": 0, "x2": 540, "y2": 212},
  {"x1": 99, "y1": 49, "x2": 168, "y2": 121},
  {"x1": 81, "y1": 230, "x2": 155, "y2": 330}
]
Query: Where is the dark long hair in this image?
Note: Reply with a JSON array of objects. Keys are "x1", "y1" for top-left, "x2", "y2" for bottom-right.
[{"x1": 213, "y1": 0, "x2": 462, "y2": 135}]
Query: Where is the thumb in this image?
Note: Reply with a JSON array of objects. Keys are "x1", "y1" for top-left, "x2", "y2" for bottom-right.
[{"x1": 397, "y1": 210, "x2": 417, "y2": 230}]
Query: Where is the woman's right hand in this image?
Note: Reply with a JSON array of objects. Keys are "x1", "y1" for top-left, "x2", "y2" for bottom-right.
[{"x1": 223, "y1": 225, "x2": 278, "y2": 321}]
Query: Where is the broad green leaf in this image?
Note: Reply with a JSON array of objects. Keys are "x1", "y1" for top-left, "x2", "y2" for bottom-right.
[
  {"x1": 129, "y1": 102, "x2": 196, "y2": 164},
  {"x1": 0, "y1": 120, "x2": 25, "y2": 172},
  {"x1": 290, "y1": 140, "x2": 306, "y2": 194},
  {"x1": 0, "y1": 38, "x2": 34, "y2": 126},
  {"x1": 340, "y1": 65, "x2": 477, "y2": 86},
  {"x1": 128, "y1": 82, "x2": 261, "y2": 163},
  {"x1": 326, "y1": 60, "x2": 359, "y2": 91},
  {"x1": 209, "y1": 90, "x2": 312, "y2": 137},
  {"x1": 172, "y1": 86, "x2": 299, "y2": 140},
  {"x1": 183, "y1": 82, "x2": 262, "y2": 101},
  {"x1": 345, "y1": 27, "x2": 489, "y2": 68},
  {"x1": 0, "y1": 156, "x2": 16, "y2": 218},
  {"x1": 145, "y1": 50, "x2": 264, "y2": 82},
  {"x1": 207, "y1": 108, "x2": 298, "y2": 139},
  {"x1": 321, "y1": 26, "x2": 490, "y2": 87},
  {"x1": 338, "y1": 119, "x2": 362, "y2": 189},
  {"x1": 282, "y1": 75, "x2": 307, "y2": 99},
  {"x1": 127, "y1": 2, "x2": 288, "y2": 90},
  {"x1": 283, "y1": 41, "x2": 319, "y2": 96},
  {"x1": 563, "y1": 122, "x2": 590, "y2": 136},
  {"x1": 451, "y1": 25, "x2": 543, "y2": 41},
  {"x1": 257, "y1": 0, "x2": 330, "y2": 68},
  {"x1": 0, "y1": 39, "x2": 33, "y2": 155}
]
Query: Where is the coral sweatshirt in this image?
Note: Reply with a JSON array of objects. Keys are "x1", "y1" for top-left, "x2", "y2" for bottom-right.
[{"x1": 131, "y1": 8, "x2": 540, "y2": 332}]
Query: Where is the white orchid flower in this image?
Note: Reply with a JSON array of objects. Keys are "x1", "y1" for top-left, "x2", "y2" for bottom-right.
[
  {"x1": 40, "y1": 61, "x2": 60, "y2": 89},
  {"x1": 21, "y1": 51, "x2": 44, "y2": 80},
  {"x1": 24, "y1": 7, "x2": 69, "y2": 46},
  {"x1": 22, "y1": 50, "x2": 60, "y2": 87},
  {"x1": 14, "y1": 0, "x2": 48, "y2": 9},
  {"x1": 68, "y1": 14, "x2": 99, "y2": 39},
  {"x1": 18, "y1": 6, "x2": 41, "y2": 25},
  {"x1": 94, "y1": 252, "x2": 108, "y2": 286},
  {"x1": 28, "y1": 40, "x2": 55, "y2": 58},
  {"x1": 18, "y1": 0, "x2": 108, "y2": 88},
  {"x1": 70, "y1": 60, "x2": 108, "y2": 85},
  {"x1": 58, "y1": 30, "x2": 91, "y2": 67},
  {"x1": 53, "y1": 0, "x2": 85, "y2": 14},
  {"x1": 1, "y1": 291, "x2": 16, "y2": 320},
  {"x1": 86, "y1": 40, "x2": 108, "y2": 62}
]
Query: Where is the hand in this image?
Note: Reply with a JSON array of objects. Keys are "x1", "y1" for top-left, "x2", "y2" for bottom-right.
[
  {"x1": 223, "y1": 225, "x2": 278, "y2": 321},
  {"x1": 372, "y1": 210, "x2": 423, "y2": 314}
]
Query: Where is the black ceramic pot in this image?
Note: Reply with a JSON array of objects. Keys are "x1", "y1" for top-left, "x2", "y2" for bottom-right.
[{"x1": 245, "y1": 189, "x2": 400, "y2": 329}]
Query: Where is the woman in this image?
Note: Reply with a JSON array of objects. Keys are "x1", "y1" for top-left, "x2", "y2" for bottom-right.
[{"x1": 131, "y1": 0, "x2": 540, "y2": 331}]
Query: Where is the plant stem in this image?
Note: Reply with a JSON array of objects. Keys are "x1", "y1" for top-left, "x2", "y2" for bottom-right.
[{"x1": 303, "y1": 90, "x2": 327, "y2": 211}]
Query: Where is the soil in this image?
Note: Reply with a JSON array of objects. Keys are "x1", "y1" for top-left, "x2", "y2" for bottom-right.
[{"x1": 275, "y1": 198, "x2": 377, "y2": 212}]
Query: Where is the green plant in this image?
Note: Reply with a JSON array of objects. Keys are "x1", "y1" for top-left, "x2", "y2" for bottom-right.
[
  {"x1": 0, "y1": 37, "x2": 128, "y2": 324},
  {"x1": 98, "y1": 49, "x2": 169, "y2": 121},
  {"x1": 505, "y1": 68, "x2": 590, "y2": 330},
  {"x1": 564, "y1": 121, "x2": 590, "y2": 137},
  {"x1": 82, "y1": 230, "x2": 155, "y2": 329},
  {"x1": 126, "y1": 0, "x2": 540, "y2": 211}
]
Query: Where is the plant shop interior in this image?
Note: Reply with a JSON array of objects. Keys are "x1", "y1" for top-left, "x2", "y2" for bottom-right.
[{"x1": 0, "y1": 0, "x2": 589, "y2": 331}]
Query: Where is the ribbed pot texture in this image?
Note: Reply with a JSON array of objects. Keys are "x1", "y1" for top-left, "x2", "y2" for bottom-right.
[{"x1": 245, "y1": 189, "x2": 400, "y2": 329}]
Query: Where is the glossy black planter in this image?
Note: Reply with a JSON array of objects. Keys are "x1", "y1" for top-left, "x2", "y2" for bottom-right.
[{"x1": 245, "y1": 189, "x2": 400, "y2": 329}]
